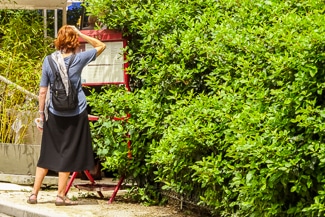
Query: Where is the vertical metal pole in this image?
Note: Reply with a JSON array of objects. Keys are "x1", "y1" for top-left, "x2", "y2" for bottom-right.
[
  {"x1": 43, "y1": 9, "x2": 47, "y2": 38},
  {"x1": 54, "y1": 9, "x2": 58, "y2": 37},
  {"x1": 62, "y1": 4, "x2": 67, "y2": 25}
]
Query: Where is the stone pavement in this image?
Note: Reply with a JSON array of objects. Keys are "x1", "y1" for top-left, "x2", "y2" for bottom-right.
[{"x1": 0, "y1": 175, "x2": 188, "y2": 217}]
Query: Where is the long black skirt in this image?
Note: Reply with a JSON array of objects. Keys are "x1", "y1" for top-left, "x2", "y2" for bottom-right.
[{"x1": 37, "y1": 109, "x2": 95, "y2": 172}]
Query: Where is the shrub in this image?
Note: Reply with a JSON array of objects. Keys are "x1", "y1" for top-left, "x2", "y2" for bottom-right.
[{"x1": 86, "y1": 0, "x2": 325, "y2": 216}]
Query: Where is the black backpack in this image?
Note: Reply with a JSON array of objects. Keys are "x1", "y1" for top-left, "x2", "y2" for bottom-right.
[{"x1": 47, "y1": 54, "x2": 78, "y2": 111}]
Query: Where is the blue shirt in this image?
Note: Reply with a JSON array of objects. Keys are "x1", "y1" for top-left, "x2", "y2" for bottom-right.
[{"x1": 40, "y1": 49, "x2": 97, "y2": 117}]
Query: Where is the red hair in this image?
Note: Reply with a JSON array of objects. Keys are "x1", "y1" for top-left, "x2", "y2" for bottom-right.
[{"x1": 54, "y1": 25, "x2": 79, "y2": 53}]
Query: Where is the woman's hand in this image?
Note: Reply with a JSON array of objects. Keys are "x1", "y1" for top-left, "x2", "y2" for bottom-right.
[
  {"x1": 70, "y1": 25, "x2": 81, "y2": 35},
  {"x1": 35, "y1": 116, "x2": 44, "y2": 132}
]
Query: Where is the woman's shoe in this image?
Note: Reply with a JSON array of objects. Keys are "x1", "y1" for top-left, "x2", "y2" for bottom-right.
[
  {"x1": 55, "y1": 195, "x2": 78, "y2": 206},
  {"x1": 27, "y1": 194, "x2": 37, "y2": 204}
]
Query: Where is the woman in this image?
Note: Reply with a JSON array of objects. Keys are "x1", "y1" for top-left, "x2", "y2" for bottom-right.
[{"x1": 27, "y1": 25, "x2": 106, "y2": 206}]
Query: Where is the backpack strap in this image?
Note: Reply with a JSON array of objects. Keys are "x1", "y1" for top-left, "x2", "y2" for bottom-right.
[
  {"x1": 66, "y1": 55, "x2": 80, "y2": 89},
  {"x1": 66, "y1": 54, "x2": 76, "y2": 78},
  {"x1": 47, "y1": 55, "x2": 58, "y2": 77}
]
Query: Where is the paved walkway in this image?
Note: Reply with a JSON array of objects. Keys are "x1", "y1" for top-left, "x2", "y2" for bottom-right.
[{"x1": 0, "y1": 175, "x2": 188, "y2": 217}]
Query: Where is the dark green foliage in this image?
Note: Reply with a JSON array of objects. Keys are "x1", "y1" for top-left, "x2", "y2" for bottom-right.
[{"x1": 85, "y1": 0, "x2": 325, "y2": 216}]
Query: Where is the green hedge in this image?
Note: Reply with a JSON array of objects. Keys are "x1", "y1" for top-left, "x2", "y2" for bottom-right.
[{"x1": 86, "y1": 0, "x2": 325, "y2": 216}]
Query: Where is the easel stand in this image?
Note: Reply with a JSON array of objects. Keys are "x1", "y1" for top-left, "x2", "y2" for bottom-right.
[{"x1": 64, "y1": 29, "x2": 130, "y2": 204}]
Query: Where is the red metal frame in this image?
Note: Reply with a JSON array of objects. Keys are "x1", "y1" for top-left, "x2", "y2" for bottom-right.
[{"x1": 64, "y1": 29, "x2": 131, "y2": 204}]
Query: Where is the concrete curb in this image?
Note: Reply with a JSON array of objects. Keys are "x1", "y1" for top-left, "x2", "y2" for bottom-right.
[
  {"x1": 0, "y1": 200, "x2": 69, "y2": 217},
  {"x1": 0, "y1": 174, "x2": 58, "y2": 186}
]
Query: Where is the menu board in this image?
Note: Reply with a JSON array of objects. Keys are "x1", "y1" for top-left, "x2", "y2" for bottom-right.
[{"x1": 80, "y1": 41, "x2": 125, "y2": 85}]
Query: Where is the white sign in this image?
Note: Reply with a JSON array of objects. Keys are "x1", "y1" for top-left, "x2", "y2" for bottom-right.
[{"x1": 81, "y1": 41, "x2": 125, "y2": 85}]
